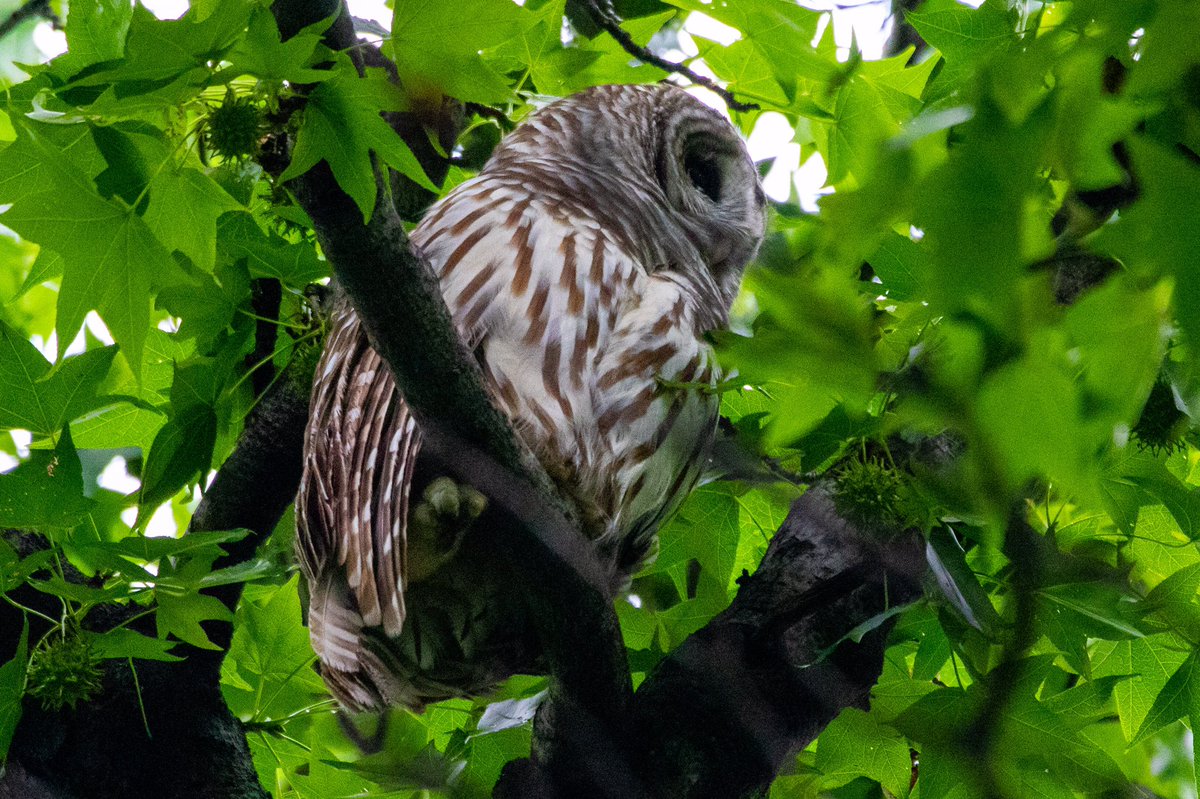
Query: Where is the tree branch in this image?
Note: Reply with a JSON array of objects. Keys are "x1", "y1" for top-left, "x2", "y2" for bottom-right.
[
  {"x1": 496, "y1": 486, "x2": 926, "y2": 797},
  {"x1": 580, "y1": 0, "x2": 759, "y2": 113},
  {"x1": 0, "y1": 0, "x2": 57, "y2": 44}
]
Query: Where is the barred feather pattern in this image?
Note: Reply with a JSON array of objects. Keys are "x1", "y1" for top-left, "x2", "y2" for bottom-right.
[{"x1": 297, "y1": 84, "x2": 766, "y2": 710}]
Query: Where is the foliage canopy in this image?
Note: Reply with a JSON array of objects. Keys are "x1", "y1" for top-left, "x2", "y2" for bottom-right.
[{"x1": 0, "y1": 0, "x2": 1199, "y2": 796}]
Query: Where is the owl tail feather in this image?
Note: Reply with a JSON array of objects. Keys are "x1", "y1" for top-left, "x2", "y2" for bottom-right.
[{"x1": 308, "y1": 571, "x2": 385, "y2": 710}]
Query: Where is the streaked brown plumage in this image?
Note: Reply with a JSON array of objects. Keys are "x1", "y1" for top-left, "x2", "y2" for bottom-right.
[{"x1": 297, "y1": 84, "x2": 765, "y2": 710}]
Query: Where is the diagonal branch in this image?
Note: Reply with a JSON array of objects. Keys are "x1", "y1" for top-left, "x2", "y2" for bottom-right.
[
  {"x1": 0, "y1": 0, "x2": 57, "y2": 44},
  {"x1": 580, "y1": 0, "x2": 759, "y2": 113}
]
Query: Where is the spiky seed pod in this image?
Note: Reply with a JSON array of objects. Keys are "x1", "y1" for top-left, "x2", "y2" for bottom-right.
[
  {"x1": 206, "y1": 91, "x2": 263, "y2": 161},
  {"x1": 26, "y1": 634, "x2": 104, "y2": 711},
  {"x1": 1132, "y1": 377, "x2": 1189, "y2": 455},
  {"x1": 833, "y1": 457, "x2": 911, "y2": 538}
]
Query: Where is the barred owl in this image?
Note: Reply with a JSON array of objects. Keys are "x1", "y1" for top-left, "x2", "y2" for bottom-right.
[{"x1": 297, "y1": 84, "x2": 766, "y2": 710}]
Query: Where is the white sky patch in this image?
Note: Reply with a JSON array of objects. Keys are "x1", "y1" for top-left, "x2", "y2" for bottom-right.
[
  {"x1": 45, "y1": 311, "x2": 116, "y2": 361},
  {"x1": 746, "y1": 112, "x2": 801, "y2": 202},
  {"x1": 10, "y1": 430, "x2": 31, "y2": 458},
  {"x1": 98, "y1": 455, "x2": 141, "y2": 494},
  {"x1": 683, "y1": 12, "x2": 740, "y2": 46},
  {"x1": 794, "y1": 152, "x2": 832, "y2": 212},
  {"x1": 145, "y1": 502, "x2": 179, "y2": 537},
  {"x1": 0, "y1": 451, "x2": 17, "y2": 473},
  {"x1": 349, "y1": 0, "x2": 391, "y2": 29},
  {"x1": 801, "y1": 0, "x2": 892, "y2": 61},
  {"x1": 32, "y1": 23, "x2": 66, "y2": 58},
  {"x1": 141, "y1": 0, "x2": 188, "y2": 20}
]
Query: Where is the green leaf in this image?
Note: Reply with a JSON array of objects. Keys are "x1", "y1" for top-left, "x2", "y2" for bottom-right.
[
  {"x1": 1063, "y1": 277, "x2": 1168, "y2": 436},
  {"x1": 696, "y1": 39, "x2": 789, "y2": 109},
  {"x1": 0, "y1": 618, "x2": 28, "y2": 762},
  {"x1": 926, "y1": 526, "x2": 1003, "y2": 635},
  {"x1": 907, "y1": 0, "x2": 1015, "y2": 99},
  {"x1": 216, "y1": 212, "x2": 326, "y2": 286},
  {"x1": 867, "y1": 231, "x2": 927, "y2": 302},
  {"x1": 871, "y1": 643, "x2": 939, "y2": 721},
  {"x1": 914, "y1": 744, "x2": 977, "y2": 799},
  {"x1": 388, "y1": 0, "x2": 526, "y2": 103},
  {"x1": 59, "y1": 2, "x2": 250, "y2": 88},
  {"x1": 155, "y1": 589, "x2": 232, "y2": 650},
  {"x1": 650, "y1": 484, "x2": 741, "y2": 591},
  {"x1": 144, "y1": 166, "x2": 242, "y2": 273},
  {"x1": 1092, "y1": 635, "x2": 1190, "y2": 741},
  {"x1": 974, "y1": 349, "x2": 1084, "y2": 490},
  {"x1": 1038, "y1": 582, "x2": 1144, "y2": 641},
  {"x1": 0, "y1": 426, "x2": 92, "y2": 529},
  {"x1": 224, "y1": 6, "x2": 329, "y2": 84},
  {"x1": 79, "y1": 528, "x2": 249, "y2": 564},
  {"x1": 1042, "y1": 675, "x2": 1128, "y2": 729},
  {"x1": 1094, "y1": 138, "x2": 1200, "y2": 368},
  {"x1": 1143, "y1": 563, "x2": 1200, "y2": 639},
  {"x1": 220, "y1": 576, "x2": 326, "y2": 720},
  {"x1": 58, "y1": 0, "x2": 133, "y2": 74},
  {"x1": 667, "y1": 0, "x2": 836, "y2": 87},
  {"x1": 280, "y1": 62, "x2": 436, "y2": 222},
  {"x1": 0, "y1": 320, "x2": 121, "y2": 436},
  {"x1": 86, "y1": 628, "x2": 182, "y2": 662},
  {"x1": 1131, "y1": 649, "x2": 1200, "y2": 744},
  {"x1": 816, "y1": 708, "x2": 911, "y2": 798},
  {"x1": 1122, "y1": 455, "x2": 1200, "y2": 541},
  {"x1": 137, "y1": 355, "x2": 227, "y2": 518},
  {"x1": 0, "y1": 121, "x2": 172, "y2": 372},
  {"x1": 137, "y1": 402, "x2": 217, "y2": 517},
  {"x1": 822, "y1": 76, "x2": 900, "y2": 186},
  {"x1": 914, "y1": 99, "x2": 1050, "y2": 328}
]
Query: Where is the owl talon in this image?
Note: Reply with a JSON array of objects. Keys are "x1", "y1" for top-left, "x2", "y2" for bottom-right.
[
  {"x1": 425, "y1": 477, "x2": 462, "y2": 518},
  {"x1": 406, "y1": 478, "x2": 489, "y2": 582}
]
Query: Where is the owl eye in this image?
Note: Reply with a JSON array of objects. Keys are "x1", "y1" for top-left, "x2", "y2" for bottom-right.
[{"x1": 684, "y1": 151, "x2": 722, "y2": 203}]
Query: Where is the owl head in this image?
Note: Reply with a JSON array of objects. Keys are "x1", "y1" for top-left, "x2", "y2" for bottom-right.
[
  {"x1": 648, "y1": 86, "x2": 767, "y2": 305},
  {"x1": 490, "y1": 83, "x2": 767, "y2": 315}
]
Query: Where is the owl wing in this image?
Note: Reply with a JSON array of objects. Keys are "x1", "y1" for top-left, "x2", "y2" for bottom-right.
[{"x1": 296, "y1": 299, "x2": 418, "y2": 709}]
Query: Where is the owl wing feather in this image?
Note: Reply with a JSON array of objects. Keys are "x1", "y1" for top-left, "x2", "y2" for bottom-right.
[{"x1": 297, "y1": 302, "x2": 417, "y2": 706}]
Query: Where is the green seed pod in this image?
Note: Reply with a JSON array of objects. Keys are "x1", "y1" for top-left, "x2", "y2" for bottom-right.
[
  {"x1": 1132, "y1": 377, "x2": 1189, "y2": 455},
  {"x1": 26, "y1": 634, "x2": 104, "y2": 711},
  {"x1": 206, "y1": 91, "x2": 264, "y2": 161}
]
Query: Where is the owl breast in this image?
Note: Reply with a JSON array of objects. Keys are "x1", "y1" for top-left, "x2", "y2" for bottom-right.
[{"x1": 415, "y1": 178, "x2": 720, "y2": 578}]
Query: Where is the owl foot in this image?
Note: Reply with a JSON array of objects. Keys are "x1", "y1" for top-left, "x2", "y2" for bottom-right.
[{"x1": 407, "y1": 477, "x2": 488, "y2": 583}]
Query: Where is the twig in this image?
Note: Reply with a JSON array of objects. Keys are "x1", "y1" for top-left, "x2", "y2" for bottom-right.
[
  {"x1": 465, "y1": 101, "x2": 515, "y2": 130},
  {"x1": 0, "y1": 0, "x2": 57, "y2": 42},
  {"x1": 581, "y1": 0, "x2": 759, "y2": 113}
]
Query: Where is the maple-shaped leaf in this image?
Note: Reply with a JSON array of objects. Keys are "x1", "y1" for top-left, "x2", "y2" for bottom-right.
[
  {"x1": 280, "y1": 60, "x2": 437, "y2": 222},
  {"x1": 0, "y1": 120, "x2": 175, "y2": 374},
  {"x1": 0, "y1": 319, "x2": 121, "y2": 436}
]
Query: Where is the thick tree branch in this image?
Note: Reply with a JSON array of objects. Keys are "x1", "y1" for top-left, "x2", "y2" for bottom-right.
[{"x1": 496, "y1": 486, "x2": 926, "y2": 797}]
